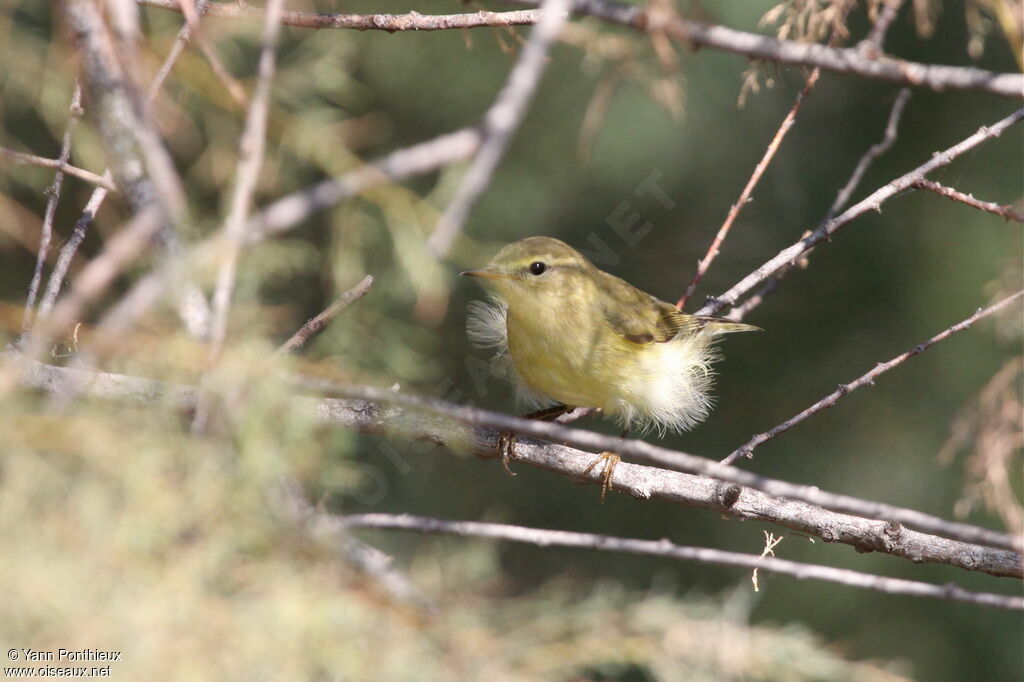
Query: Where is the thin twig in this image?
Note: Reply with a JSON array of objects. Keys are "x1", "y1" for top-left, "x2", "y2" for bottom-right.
[
  {"x1": 0, "y1": 146, "x2": 116, "y2": 192},
  {"x1": 342, "y1": 513, "x2": 1023, "y2": 610},
  {"x1": 171, "y1": 0, "x2": 248, "y2": 107},
  {"x1": 38, "y1": 12, "x2": 201, "y2": 321},
  {"x1": 10, "y1": 357, "x2": 1021, "y2": 576},
  {"x1": 89, "y1": 129, "x2": 481, "y2": 345},
  {"x1": 63, "y1": 0, "x2": 211, "y2": 340},
  {"x1": 723, "y1": 290, "x2": 1024, "y2": 465},
  {"x1": 427, "y1": 0, "x2": 573, "y2": 257},
  {"x1": 276, "y1": 480, "x2": 434, "y2": 612},
  {"x1": 20, "y1": 209, "x2": 163, "y2": 358},
  {"x1": 138, "y1": 0, "x2": 1024, "y2": 97},
  {"x1": 273, "y1": 275, "x2": 374, "y2": 356},
  {"x1": 677, "y1": 69, "x2": 821, "y2": 310},
  {"x1": 193, "y1": 0, "x2": 286, "y2": 433},
  {"x1": 700, "y1": 107, "x2": 1024, "y2": 318},
  {"x1": 913, "y1": 179, "x2": 1024, "y2": 222},
  {"x1": 727, "y1": 88, "x2": 912, "y2": 322},
  {"x1": 19, "y1": 84, "x2": 85, "y2": 343},
  {"x1": 859, "y1": 0, "x2": 905, "y2": 53},
  {"x1": 140, "y1": 0, "x2": 543, "y2": 31}
]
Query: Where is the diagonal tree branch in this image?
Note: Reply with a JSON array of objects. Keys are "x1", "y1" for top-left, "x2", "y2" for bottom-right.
[
  {"x1": 273, "y1": 275, "x2": 375, "y2": 356},
  {"x1": 427, "y1": 0, "x2": 573, "y2": 256},
  {"x1": 723, "y1": 290, "x2": 1024, "y2": 465},
  {"x1": 699, "y1": 106, "x2": 1024, "y2": 318},
  {"x1": 343, "y1": 513, "x2": 1024, "y2": 610},
  {"x1": 913, "y1": 179, "x2": 1024, "y2": 222},
  {"x1": 9, "y1": 356, "x2": 1022, "y2": 575},
  {"x1": 0, "y1": 145, "x2": 115, "y2": 192},
  {"x1": 727, "y1": 87, "x2": 912, "y2": 322}
]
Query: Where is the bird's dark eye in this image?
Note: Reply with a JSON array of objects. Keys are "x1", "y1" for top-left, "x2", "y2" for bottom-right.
[{"x1": 529, "y1": 261, "x2": 547, "y2": 276}]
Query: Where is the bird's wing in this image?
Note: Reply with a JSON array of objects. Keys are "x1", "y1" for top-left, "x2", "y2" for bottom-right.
[{"x1": 596, "y1": 270, "x2": 759, "y2": 344}]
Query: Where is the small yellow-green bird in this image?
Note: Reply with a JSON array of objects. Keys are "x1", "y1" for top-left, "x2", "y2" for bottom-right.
[{"x1": 462, "y1": 236, "x2": 758, "y2": 500}]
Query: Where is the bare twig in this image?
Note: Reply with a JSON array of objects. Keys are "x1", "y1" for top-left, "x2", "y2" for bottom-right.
[
  {"x1": 140, "y1": 0, "x2": 543, "y2": 31},
  {"x1": 38, "y1": 12, "x2": 202, "y2": 321},
  {"x1": 19, "y1": 84, "x2": 85, "y2": 343},
  {"x1": 192, "y1": 0, "x2": 286, "y2": 432},
  {"x1": 859, "y1": 0, "x2": 905, "y2": 53},
  {"x1": 723, "y1": 290, "x2": 1024, "y2": 465},
  {"x1": 751, "y1": 531, "x2": 783, "y2": 592},
  {"x1": 427, "y1": 0, "x2": 573, "y2": 257},
  {"x1": 342, "y1": 513, "x2": 1023, "y2": 610},
  {"x1": 62, "y1": 0, "x2": 211, "y2": 340},
  {"x1": 913, "y1": 179, "x2": 1024, "y2": 222},
  {"x1": 677, "y1": 70, "x2": 820, "y2": 310},
  {"x1": 23, "y1": 209, "x2": 163, "y2": 355},
  {"x1": 88, "y1": 129, "x2": 480, "y2": 345},
  {"x1": 276, "y1": 481, "x2": 434, "y2": 612},
  {"x1": 171, "y1": 0, "x2": 248, "y2": 107},
  {"x1": 727, "y1": 88, "x2": 912, "y2": 321},
  {"x1": 10, "y1": 357, "x2": 1022, "y2": 576},
  {"x1": 0, "y1": 146, "x2": 116, "y2": 192},
  {"x1": 203, "y1": 0, "x2": 285, "y2": 357},
  {"x1": 700, "y1": 107, "x2": 1024, "y2": 318},
  {"x1": 138, "y1": 0, "x2": 1024, "y2": 97},
  {"x1": 273, "y1": 275, "x2": 374, "y2": 356}
]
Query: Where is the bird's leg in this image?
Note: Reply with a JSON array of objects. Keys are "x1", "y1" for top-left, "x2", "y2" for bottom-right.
[
  {"x1": 582, "y1": 429, "x2": 626, "y2": 504},
  {"x1": 497, "y1": 405, "x2": 571, "y2": 477}
]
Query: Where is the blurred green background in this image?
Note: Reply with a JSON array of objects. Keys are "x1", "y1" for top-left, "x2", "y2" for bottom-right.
[{"x1": 1, "y1": 0, "x2": 1021, "y2": 679}]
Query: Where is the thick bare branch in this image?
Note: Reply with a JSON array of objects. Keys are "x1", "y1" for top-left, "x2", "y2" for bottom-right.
[
  {"x1": 700, "y1": 107, "x2": 1024, "y2": 318},
  {"x1": 723, "y1": 290, "x2": 1024, "y2": 465},
  {"x1": 10, "y1": 357, "x2": 1022, "y2": 575},
  {"x1": 427, "y1": 0, "x2": 573, "y2": 256},
  {"x1": 273, "y1": 275, "x2": 375, "y2": 356},
  {"x1": 344, "y1": 513, "x2": 1023, "y2": 610}
]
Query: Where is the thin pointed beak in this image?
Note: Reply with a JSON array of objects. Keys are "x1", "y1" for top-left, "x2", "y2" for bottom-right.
[{"x1": 459, "y1": 268, "x2": 507, "y2": 280}]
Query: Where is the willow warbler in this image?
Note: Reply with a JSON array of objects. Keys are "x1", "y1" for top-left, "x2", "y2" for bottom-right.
[{"x1": 462, "y1": 236, "x2": 758, "y2": 500}]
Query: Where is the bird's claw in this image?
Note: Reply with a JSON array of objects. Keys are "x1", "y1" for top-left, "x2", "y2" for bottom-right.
[
  {"x1": 582, "y1": 451, "x2": 620, "y2": 504},
  {"x1": 497, "y1": 431, "x2": 518, "y2": 477}
]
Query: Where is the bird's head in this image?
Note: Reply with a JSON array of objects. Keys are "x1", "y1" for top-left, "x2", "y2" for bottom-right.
[{"x1": 460, "y1": 237, "x2": 594, "y2": 308}]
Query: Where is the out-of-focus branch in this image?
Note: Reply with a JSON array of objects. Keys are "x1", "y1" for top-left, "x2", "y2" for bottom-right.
[
  {"x1": 344, "y1": 513, "x2": 1024, "y2": 610},
  {"x1": 723, "y1": 290, "x2": 1024, "y2": 465},
  {"x1": 913, "y1": 179, "x2": 1024, "y2": 222},
  {"x1": 276, "y1": 481, "x2": 434, "y2": 612},
  {"x1": 141, "y1": 0, "x2": 543, "y2": 31},
  {"x1": 61, "y1": 0, "x2": 211, "y2": 340},
  {"x1": 727, "y1": 88, "x2": 912, "y2": 322},
  {"x1": 38, "y1": 2, "x2": 215, "y2": 325},
  {"x1": 18, "y1": 84, "x2": 84, "y2": 343},
  {"x1": 11, "y1": 357, "x2": 1023, "y2": 572},
  {"x1": 202, "y1": 0, "x2": 286, "y2": 361},
  {"x1": 701, "y1": 106, "x2": 1024, "y2": 318},
  {"x1": 273, "y1": 275, "x2": 375, "y2": 356},
  {"x1": 859, "y1": 0, "x2": 905, "y2": 53},
  {"x1": 137, "y1": 0, "x2": 1024, "y2": 98},
  {"x1": 427, "y1": 0, "x2": 573, "y2": 256},
  {"x1": 0, "y1": 146, "x2": 116, "y2": 192}
]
